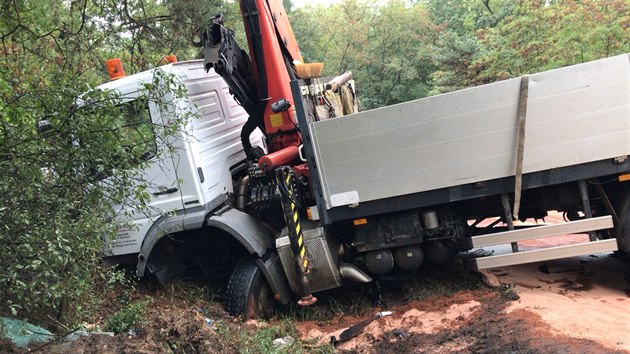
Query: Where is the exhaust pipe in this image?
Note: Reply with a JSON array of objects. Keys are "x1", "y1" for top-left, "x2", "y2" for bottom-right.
[
  {"x1": 339, "y1": 263, "x2": 372, "y2": 283},
  {"x1": 236, "y1": 175, "x2": 249, "y2": 211}
]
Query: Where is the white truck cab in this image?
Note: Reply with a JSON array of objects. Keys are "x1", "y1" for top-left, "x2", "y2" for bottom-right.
[{"x1": 98, "y1": 60, "x2": 264, "y2": 258}]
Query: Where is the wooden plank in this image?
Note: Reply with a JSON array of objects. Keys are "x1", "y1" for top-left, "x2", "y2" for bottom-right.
[
  {"x1": 475, "y1": 239, "x2": 618, "y2": 269},
  {"x1": 471, "y1": 216, "x2": 613, "y2": 248}
]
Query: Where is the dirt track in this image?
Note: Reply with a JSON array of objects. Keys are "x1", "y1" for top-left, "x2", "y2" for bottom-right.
[{"x1": 296, "y1": 253, "x2": 630, "y2": 353}]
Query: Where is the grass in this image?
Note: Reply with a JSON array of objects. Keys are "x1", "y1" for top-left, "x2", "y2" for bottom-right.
[
  {"x1": 104, "y1": 297, "x2": 152, "y2": 334},
  {"x1": 217, "y1": 318, "x2": 335, "y2": 354},
  {"x1": 399, "y1": 259, "x2": 485, "y2": 301}
]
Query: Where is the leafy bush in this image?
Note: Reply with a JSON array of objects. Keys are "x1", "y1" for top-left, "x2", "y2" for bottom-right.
[
  {"x1": 0, "y1": 67, "x2": 190, "y2": 328},
  {"x1": 0, "y1": 0, "x2": 217, "y2": 330},
  {"x1": 105, "y1": 298, "x2": 152, "y2": 334}
]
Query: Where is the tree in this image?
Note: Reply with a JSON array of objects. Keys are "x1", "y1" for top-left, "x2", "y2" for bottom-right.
[
  {"x1": 291, "y1": 0, "x2": 434, "y2": 108},
  {"x1": 283, "y1": 0, "x2": 294, "y2": 13},
  {"x1": 426, "y1": 0, "x2": 515, "y2": 93},
  {"x1": 474, "y1": 0, "x2": 629, "y2": 82},
  {"x1": 0, "y1": 0, "x2": 205, "y2": 328}
]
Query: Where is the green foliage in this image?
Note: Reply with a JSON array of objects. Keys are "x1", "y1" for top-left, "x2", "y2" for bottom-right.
[
  {"x1": 0, "y1": 68, "x2": 190, "y2": 327},
  {"x1": 290, "y1": 0, "x2": 628, "y2": 102},
  {"x1": 475, "y1": 0, "x2": 629, "y2": 81},
  {"x1": 89, "y1": 0, "x2": 226, "y2": 70},
  {"x1": 105, "y1": 298, "x2": 152, "y2": 334},
  {"x1": 425, "y1": 0, "x2": 516, "y2": 93},
  {"x1": 0, "y1": 0, "x2": 199, "y2": 329},
  {"x1": 291, "y1": 0, "x2": 434, "y2": 109}
]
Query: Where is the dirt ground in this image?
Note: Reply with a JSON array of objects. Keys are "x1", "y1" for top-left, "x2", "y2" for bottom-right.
[
  {"x1": 5, "y1": 253, "x2": 628, "y2": 353},
  {"x1": 4, "y1": 213, "x2": 629, "y2": 353},
  {"x1": 295, "y1": 253, "x2": 630, "y2": 353},
  {"x1": 293, "y1": 213, "x2": 630, "y2": 353}
]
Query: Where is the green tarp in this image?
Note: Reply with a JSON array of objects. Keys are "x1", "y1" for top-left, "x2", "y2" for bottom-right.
[{"x1": 1, "y1": 317, "x2": 54, "y2": 348}]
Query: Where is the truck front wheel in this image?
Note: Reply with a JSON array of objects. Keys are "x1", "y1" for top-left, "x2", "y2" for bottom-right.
[{"x1": 225, "y1": 260, "x2": 275, "y2": 319}]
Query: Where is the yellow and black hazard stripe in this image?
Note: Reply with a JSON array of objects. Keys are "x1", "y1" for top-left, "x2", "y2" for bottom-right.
[
  {"x1": 287, "y1": 173, "x2": 309, "y2": 272},
  {"x1": 277, "y1": 167, "x2": 310, "y2": 273}
]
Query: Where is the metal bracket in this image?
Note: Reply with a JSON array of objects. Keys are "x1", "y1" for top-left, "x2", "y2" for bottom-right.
[{"x1": 578, "y1": 180, "x2": 598, "y2": 241}]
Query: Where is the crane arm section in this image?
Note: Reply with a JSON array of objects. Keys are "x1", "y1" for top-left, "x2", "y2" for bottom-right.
[{"x1": 195, "y1": 1, "x2": 304, "y2": 162}]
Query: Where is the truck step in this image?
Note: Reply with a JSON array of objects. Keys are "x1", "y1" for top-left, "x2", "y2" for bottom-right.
[
  {"x1": 471, "y1": 216, "x2": 613, "y2": 248},
  {"x1": 474, "y1": 239, "x2": 618, "y2": 269},
  {"x1": 470, "y1": 215, "x2": 617, "y2": 270}
]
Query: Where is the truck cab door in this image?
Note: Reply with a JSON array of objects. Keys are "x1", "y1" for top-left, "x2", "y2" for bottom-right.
[
  {"x1": 107, "y1": 98, "x2": 184, "y2": 257},
  {"x1": 142, "y1": 100, "x2": 185, "y2": 211}
]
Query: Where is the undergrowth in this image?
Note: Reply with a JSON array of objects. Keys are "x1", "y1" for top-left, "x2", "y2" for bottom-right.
[
  {"x1": 53, "y1": 259, "x2": 484, "y2": 353},
  {"x1": 105, "y1": 297, "x2": 152, "y2": 334},
  {"x1": 217, "y1": 318, "x2": 335, "y2": 354}
]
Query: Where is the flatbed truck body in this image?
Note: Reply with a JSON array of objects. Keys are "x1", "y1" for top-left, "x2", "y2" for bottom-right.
[{"x1": 303, "y1": 54, "x2": 629, "y2": 220}]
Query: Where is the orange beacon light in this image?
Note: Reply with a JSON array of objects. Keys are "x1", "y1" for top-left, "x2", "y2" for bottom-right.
[{"x1": 106, "y1": 58, "x2": 126, "y2": 80}]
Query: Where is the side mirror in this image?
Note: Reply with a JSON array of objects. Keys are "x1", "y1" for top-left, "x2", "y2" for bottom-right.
[{"x1": 36, "y1": 119, "x2": 52, "y2": 134}]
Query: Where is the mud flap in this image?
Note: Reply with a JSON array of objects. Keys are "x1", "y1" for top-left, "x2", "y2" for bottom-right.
[{"x1": 256, "y1": 253, "x2": 292, "y2": 305}]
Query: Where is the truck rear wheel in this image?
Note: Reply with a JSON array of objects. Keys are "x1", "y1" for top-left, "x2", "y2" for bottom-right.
[
  {"x1": 225, "y1": 260, "x2": 275, "y2": 319},
  {"x1": 613, "y1": 189, "x2": 630, "y2": 254}
]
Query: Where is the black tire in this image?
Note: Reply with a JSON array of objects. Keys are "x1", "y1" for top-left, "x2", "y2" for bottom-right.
[
  {"x1": 613, "y1": 189, "x2": 630, "y2": 254},
  {"x1": 225, "y1": 260, "x2": 275, "y2": 319}
]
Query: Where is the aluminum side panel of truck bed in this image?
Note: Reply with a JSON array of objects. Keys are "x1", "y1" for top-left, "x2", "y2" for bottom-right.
[{"x1": 309, "y1": 54, "x2": 630, "y2": 209}]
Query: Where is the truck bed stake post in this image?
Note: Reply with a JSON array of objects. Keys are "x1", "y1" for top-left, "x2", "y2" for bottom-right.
[
  {"x1": 578, "y1": 180, "x2": 598, "y2": 242},
  {"x1": 275, "y1": 166, "x2": 317, "y2": 306},
  {"x1": 513, "y1": 75, "x2": 529, "y2": 221},
  {"x1": 501, "y1": 194, "x2": 519, "y2": 252}
]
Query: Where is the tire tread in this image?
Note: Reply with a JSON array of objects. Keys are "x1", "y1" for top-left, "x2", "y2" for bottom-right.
[{"x1": 225, "y1": 260, "x2": 260, "y2": 317}]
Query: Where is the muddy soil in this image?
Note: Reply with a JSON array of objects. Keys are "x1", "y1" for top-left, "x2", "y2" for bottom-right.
[
  {"x1": 298, "y1": 287, "x2": 625, "y2": 353},
  {"x1": 292, "y1": 213, "x2": 630, "y2": 353},
  {"x1": 5, "y1": 212, "x2": 628, "y2": 353},
  {"x1": 7, "y1": 254, "x2": 628, "y2": 353},
  {"x1": 368, "y1": 293, "x2": 617, "y2": 354},
  {"x1": 295, "y1": 254, "x2": 630, "y2": 353}
]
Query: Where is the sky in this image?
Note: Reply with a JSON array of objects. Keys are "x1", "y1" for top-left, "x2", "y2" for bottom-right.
[{"x1": 291, "y1": 0, "x2": 342, "y2": 8}]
